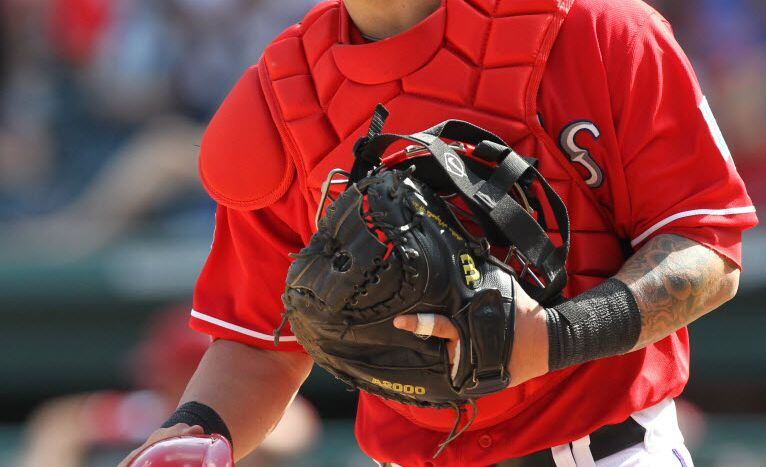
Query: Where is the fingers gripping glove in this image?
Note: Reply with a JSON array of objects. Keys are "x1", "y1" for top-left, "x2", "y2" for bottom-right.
[{"x1": 280, "y1": 169, "x2": 516, "y2": 408}]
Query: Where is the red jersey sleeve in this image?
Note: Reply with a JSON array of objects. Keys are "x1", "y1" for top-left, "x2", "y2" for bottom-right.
[
  {"x1": 191, "y1": 65, "x2": 312, "y2": 351},
  {"x1": 191, "y1": 199, "x2": 309, "y2": 352},
  {"x1": 612, "y1": 11, "x2": 758, "y2": 266}
]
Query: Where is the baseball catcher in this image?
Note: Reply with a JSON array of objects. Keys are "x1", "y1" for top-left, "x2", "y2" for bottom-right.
[
  {"x1": 120, "y1": 1, "x2": 758, "y2": 466},
  {"x1": 277, "y1": 105, "x2": 569, "y2": 455}
]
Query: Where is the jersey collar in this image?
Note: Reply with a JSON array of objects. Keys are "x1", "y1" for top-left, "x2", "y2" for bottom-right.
[{"x1": 333, "y1": 1, "x2": 446, "y2": 85}]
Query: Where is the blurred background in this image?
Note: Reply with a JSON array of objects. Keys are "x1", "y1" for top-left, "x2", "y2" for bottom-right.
[{"x1": 0, "y1": 0, "x2": 763, "y2": 466}]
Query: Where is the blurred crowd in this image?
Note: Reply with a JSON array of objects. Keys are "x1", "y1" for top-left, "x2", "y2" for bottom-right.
[
  {"x1": 16, "y1": 305, "x2": 321, "y2": 467},
  {"x1": 2, "y1": 2, "x2": 322, "y2": 462},
  {"x1": 1, "y1": 0, "x2": 764, "y2": 258},
  {"x1": 0, "y1": 0, "x2": 318, "y2": 259}
]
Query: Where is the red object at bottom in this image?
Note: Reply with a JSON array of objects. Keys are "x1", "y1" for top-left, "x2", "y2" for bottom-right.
[{"x1": 128, "y1": 434, "x2": 233, "y2": 467}]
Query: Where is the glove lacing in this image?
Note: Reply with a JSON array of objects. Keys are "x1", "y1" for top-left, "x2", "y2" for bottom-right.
[
  {"x1": 433, "y1": 399, "x2": 478, "y2": 458},
  {"x1": 276, "y1": 179, "x2": 422, "y2": 345}
]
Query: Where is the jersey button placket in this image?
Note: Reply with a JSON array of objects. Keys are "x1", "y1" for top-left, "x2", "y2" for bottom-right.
[{"x1": 478, "y1": 434, "x2": 493, "y2": 449}]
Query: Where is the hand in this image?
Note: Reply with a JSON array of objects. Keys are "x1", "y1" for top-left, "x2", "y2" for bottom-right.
[
  {"x1": 117, "y1": 424, "x2": 204, "y2": 467},
  {"x1": 393, "y1": 279, "x2": 550, "y2": 387}
]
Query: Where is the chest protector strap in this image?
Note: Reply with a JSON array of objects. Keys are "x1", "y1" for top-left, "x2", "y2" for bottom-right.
[{"x1": 350, "y1": 105, "x2": 570, "y2": 304}]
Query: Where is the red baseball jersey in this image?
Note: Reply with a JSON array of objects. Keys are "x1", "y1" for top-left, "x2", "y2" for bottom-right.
[{"x1": 191, "y1": 0, "x2": 757, "y2": 464}]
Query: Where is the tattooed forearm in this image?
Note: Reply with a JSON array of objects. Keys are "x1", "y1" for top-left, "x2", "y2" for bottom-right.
[{"x1": 615, "y1": 234, "x2": 740, "y2": 350}]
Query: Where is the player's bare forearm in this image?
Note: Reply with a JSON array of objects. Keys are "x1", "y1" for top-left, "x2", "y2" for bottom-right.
[
  {"x1": 180, "y1": 339, "x2": 313, "y2": 460},
  {"x1": 615, "y1": 234, "x2": 740, "y2": 350}
]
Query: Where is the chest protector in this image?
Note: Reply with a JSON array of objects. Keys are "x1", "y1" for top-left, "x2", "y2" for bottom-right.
[{"x1": 256, "y1": 0, "x2": 689, "y2": 460}]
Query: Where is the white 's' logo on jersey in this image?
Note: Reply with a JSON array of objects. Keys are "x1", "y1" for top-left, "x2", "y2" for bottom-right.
[{"x1": 559, "y1": 121, "x2": 605, "y2": 188}]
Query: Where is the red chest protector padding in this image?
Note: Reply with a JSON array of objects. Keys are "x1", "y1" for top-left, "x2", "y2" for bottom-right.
[
  {"x1": 207, "y1": 0, "x2": 689, "y2": 460},
  {"x1": 256, "y1": 0, "x2": 629, "y2": 296}
]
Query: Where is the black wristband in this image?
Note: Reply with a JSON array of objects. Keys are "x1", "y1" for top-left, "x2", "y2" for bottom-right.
[
  {"x1": 546, "y1": 278, "x2": 641, "y2": 371},
  {"x1": 161, "y1": 401, "x2": 233, "y2": 446}
]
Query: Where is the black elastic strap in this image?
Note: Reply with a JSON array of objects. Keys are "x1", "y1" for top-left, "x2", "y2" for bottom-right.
[
  {"x1": 367, "y1": 104, "x2": 389, "y2": 137},
  {"x1": 546, "y1": 279, "x2": 642, "y2": 371},
  {"x1": 484, "y1": 147, "x2": 530, "y2": 193},
  {"x1": 162, "y1": 401, "x2": 233, "y2": 446},
  {"x1": 414, "y1": 131, "x2": 570, "y2": 303},
  {"x1": 422, "y1": 118, "x2": 507, "y2": 147},
  {"x1": 348, "y1": 104, "x2": 390, "y2": 186}
]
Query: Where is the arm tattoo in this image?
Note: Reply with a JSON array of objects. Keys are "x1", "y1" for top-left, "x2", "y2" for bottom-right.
[{"x1": 615, "y1": 234, "x2": 739, "y2": 350}]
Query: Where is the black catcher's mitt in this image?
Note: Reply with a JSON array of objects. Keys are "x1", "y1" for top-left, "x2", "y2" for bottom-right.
[
  {"x1": 283, "y1": 168, "x2": 516, "y2": 405},
  {"x1": 276, "y1": 105, "x2": 570, "y2": 452}
]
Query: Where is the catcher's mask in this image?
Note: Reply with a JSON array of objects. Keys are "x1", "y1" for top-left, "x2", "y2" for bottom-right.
[{"x1": 316, "y1": 104, "x2": 570, "y2": 304}]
